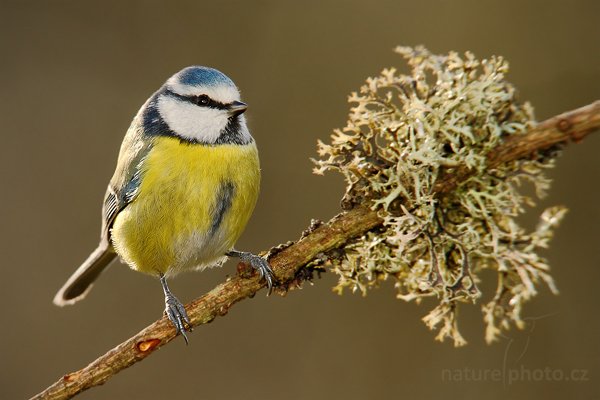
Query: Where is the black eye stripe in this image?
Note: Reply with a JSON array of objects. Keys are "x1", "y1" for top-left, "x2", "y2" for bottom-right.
[{"x1": 164, "y1": 89, "x2": 228, "y2": 110}]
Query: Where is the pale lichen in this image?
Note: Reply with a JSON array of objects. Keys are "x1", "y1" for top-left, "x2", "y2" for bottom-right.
[{"x1": 314, "y1": 46, "x2": 566, "y2": 346}]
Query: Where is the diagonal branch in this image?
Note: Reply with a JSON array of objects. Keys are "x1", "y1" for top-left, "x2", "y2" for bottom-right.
[{"x1": 31, "y1": 100, "x2": 600, "y2": 400}]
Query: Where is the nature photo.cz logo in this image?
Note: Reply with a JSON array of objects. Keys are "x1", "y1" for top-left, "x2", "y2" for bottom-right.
[
  {"x1": 441, "y1": 365, "x2": 589, "y2": 385},
  {"x1": 441, "y1": 314, "x2": 590, "y2": 386}
]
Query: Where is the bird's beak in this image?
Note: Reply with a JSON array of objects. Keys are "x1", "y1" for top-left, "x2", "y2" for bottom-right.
[{"x1": 228, "y1": 101, "x2": 247, "y2": 117}]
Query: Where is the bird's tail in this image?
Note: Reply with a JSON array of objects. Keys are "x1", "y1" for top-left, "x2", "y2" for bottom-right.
[{"x1": 53, "y1": 242, "x2": 117, "y2": 306}]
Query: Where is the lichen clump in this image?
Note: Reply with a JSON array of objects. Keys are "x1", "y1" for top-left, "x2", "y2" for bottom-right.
[{"x1": 314, "y1": 46, "x2": 566, "y2": 346}]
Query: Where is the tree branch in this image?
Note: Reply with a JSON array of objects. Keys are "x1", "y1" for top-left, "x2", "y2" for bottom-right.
[{"x1": 31, "y1": 100, "x2": 600, "y2": 400}]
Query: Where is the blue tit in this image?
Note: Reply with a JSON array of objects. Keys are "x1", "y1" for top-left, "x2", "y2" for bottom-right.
[{"x1": 53, "y1": 66, "x2": 274, "y2": 343}]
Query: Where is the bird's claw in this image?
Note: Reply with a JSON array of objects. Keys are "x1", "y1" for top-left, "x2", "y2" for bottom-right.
[
  {"x1": 251, "y1": 256, "x2": 274, "y2": 295},
  {"x1": 164, "y1": 293, "x2": 192, "y2": 344},
  {"x1": 232, "y1": 251, "x2": 275, "y2": 295}
]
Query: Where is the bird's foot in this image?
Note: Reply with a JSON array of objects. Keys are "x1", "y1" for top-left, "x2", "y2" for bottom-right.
[
  {"x1": 227, "y1": 250, "x2": 275, "y2": 295},
  {"x1": 160, "y1": 275, "x2": 192, "y2": 344},
  {"x1": 164, "y1": 292, "x2": 192, "y2": 344}
]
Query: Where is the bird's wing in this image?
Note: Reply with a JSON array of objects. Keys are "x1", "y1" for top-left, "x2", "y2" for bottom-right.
[
  {"x1": 100, "y1": 123, "x2": 154, "y2": 242},
  {"x1": 101, "y1": 171, "x2": 141, "y2": 236}
]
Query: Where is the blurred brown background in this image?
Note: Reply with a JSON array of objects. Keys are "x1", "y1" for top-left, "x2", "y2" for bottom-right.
[{"x1": 1, "y1": 1, "x2": 599, "y2": 399}]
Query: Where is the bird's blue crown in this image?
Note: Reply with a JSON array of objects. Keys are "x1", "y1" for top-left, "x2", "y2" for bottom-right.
[{"x1": 176, "y1": 66, "x2": 236, "y2": 88}]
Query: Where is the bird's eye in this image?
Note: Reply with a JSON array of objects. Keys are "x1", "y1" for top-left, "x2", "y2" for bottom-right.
[{"x1": 195, "y1": 95, "x2": 210, "y2": 106}]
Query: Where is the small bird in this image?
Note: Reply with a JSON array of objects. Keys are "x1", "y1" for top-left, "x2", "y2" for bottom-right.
[{"x1": 54, "y1": 66, "x2": 274, "y2": 343}]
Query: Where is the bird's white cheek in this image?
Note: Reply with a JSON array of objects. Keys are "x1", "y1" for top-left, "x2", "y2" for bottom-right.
[{"x1": 157, "y1": 96, "x2": 228, "y2": 143}]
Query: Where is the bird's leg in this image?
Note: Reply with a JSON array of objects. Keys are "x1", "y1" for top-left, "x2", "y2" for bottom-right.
[
  {"x1": 226, "y1": 249, "x2": 275, "y2": 295},
  {"x1": 159, "y1": 274, "x2": 192, "y2": 344}
]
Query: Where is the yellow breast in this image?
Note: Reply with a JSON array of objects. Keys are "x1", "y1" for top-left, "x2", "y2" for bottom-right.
[{"x1": 111, "y1": 136, "x2": 260, "y2": 275}]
